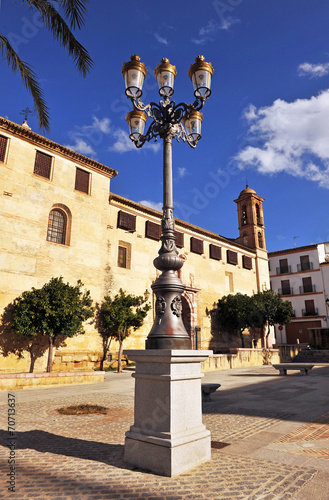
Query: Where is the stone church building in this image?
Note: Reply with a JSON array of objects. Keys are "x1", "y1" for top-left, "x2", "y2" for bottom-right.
[{"x1": 0, "y1": 116, "x2": 270, "y2": 372}]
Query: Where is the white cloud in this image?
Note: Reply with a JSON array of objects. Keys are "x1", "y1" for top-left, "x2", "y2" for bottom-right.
[
  {"x1": 178, "y1": 167, "x2": 187, "y2": 178},
  {"x1": 139, "y1": 200, "x2": 162, "y2": 212},
  {"x1": 298, "y1": 62, "x2": 329, "y2": 78},
  {"x1": 234, "y1": 89, "x2": 329, "y2": 188},
  {"x1": 65, "y1": 138, "x2": 96, "y2": 156},
  {"x1": 65, "y1": 116, "x2": 112, "y2": 158},
  {"x1": 192, "y1": 18, "x2": 239, "y2": 45},
  {"x1": 154, "y1": 33, "x2": 168, "y2": 45},
  {"x1": 109, "y1": 129, "x2": 161, "y2": 154}
]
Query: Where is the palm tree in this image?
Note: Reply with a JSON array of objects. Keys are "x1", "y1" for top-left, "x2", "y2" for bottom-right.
[{"x1": 0, "y1": 0, "x2": 93, "y2": 132}]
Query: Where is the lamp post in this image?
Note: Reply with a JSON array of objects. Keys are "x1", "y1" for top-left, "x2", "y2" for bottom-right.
[{"x1": 122, "y1": 55, "x2": 214, "y2": 350}]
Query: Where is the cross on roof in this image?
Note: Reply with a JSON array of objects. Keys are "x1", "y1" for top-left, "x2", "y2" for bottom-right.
[{"x1": 20, "y1": 107, "x2": 33, "y2": 121}]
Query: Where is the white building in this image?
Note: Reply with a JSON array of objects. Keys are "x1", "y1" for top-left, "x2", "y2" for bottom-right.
[{"x1": 269, "y1": 243, "x2": 329, "y2": 344}]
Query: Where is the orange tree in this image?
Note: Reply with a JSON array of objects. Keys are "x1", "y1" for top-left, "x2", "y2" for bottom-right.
[
  {"x1": 98, "y1": 289, "x2": 150, "y2": 373},
  {"x1": 11, "y1": 277, "x2": 94, "y2": 372}
]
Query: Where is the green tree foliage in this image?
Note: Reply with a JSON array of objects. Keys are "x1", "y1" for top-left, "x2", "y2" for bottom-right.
[
  {"x1": 216, "y1": 290, "x2": 293, "y2": 349},
  {"x1": 0, "y1": 0, "x2": 93, "y2": 131},
  {"x1": 97, "y1": 289, "x2": 150, "y2": 373},
  {"x1": 216, "y1": 293, "x2": 252, "y2": 348},
  {"x1": 12, "y1": 277, "x2": 94, "y2": 372},
  {"x1": 251, "y1": 290, "x2": 293, "y2": 347}
]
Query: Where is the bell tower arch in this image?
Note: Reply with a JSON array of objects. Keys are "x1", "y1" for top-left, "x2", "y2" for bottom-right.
[{"x1": 234, "y1": 185, "x2": 266, "y2": 250}]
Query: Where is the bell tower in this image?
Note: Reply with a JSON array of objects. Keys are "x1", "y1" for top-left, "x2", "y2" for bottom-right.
[{"x1": 234, "y1": 185, "x2": 266, "y2": 250}]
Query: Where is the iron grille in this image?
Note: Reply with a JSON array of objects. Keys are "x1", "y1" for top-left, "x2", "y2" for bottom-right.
[
  {"x1": 190, "y1": 237, "x2": 203, "y2": 255},
  {"x1": 75, "y1": 168, "x2": 90, "y2": 194},
  {"x1": 117, "y1": 211, "x2": 136, "y2": 232},
  {"x1": 0, "y1": 135, "x2": 8, "y2": 162},
  {"x1": 175, "y1": 231, "x2": 184, "y2": 248},
  {"x1": 227, "y1": 250, "x2": 238, "y2": 265},
  {"x1": 242, "y1": 255, "x2": 252, "y2": 269},
  {"x1": 34, "y1": 151, "x2": 52, "y2": 179},
  {"x1": 209, "y1": 244, "x2": 221, "y2": 260},
  {"x1": 145, "y1": 221, "x2": 161, "y2": 240}
]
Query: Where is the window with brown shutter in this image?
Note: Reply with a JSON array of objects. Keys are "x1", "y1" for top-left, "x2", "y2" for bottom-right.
[
  {"x1": 227, "y1": 250, "x2": 238, "y2": 265},
  {"x1": 305, "y1": 299, "x2": 316, "y2": 315},
  {"x1": 242, "y1": 255, "x2": 252, "y2": 269},
  {"x1": 145, "y1": 221, "x2": 161, "y2": 240},
  {"x1": 279, "y1": 258, "x2": 289, "y2": 274},
  {"x1": 281, "y1": 279, "x2": 291, "y2": 295},
  {"x1": 75, "y1": 167, "x2": 90, "y2": 194},
  {"x1": 302, "y1": 277, "x2": 313, "y2": 293},
  {"x1": 34, "y1": 150, "x2": 52, "y2": 179},
  {"x1": 117, "y1": 211, "x2": 136, "y2": 232},
  {"x1": 190, "y1": 237, "x2": 203, "y2": 255},
  {"x1": 175, "y1": 231, "x2": 184, "y2": 248},
  {"x1": 0, "y1": 135, "x2": 8, "y2": 162},
  {"x1": 209, "y1": 244, "x2": 221, "y2": 260}
]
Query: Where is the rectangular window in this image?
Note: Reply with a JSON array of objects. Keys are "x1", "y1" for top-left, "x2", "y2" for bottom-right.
[
  {"x1": 34, "y1": 150, "x2": 52, "y2": 179},
  {"x1": 175, "y1": 231, "x2": 184, "y2": 248},
  {"x1": 118, "y1": 246, "x2": 127, "y2": 268},
  {"x1": 117, "y1": 211, "x2": 136, "y2": 232},
  {"x1": 209, "y1": 244, "x2": 221, "y2": 260},
  {"x1": 305, "y1": 299, "x2": 315, "y2": 316},
  {"x1": 302, "y1": 277, "x2": 313, "y2": 293},
  {"x1": 190, "y1": 237, "x2": 203, "y2": 255},
  {"x1": 242, "y1": 255, "x2": 252, "y2": 269},
  {"x1": 281, "y1": 279, "x2": 291, "y2": 295},
  {"x1": 300, "y1": 255, "x2": 310, "y2": 271},
  {"x1": 279, "y1": 258, "x2": 289, "y2": 274},
  {"x1": 227, "y1": 250, "x2": 238, "y2": 265},
  {"x1": 0, "y1": 135, "x2": 8, "y2": 162},
  {"x1": 145, "y1": 221, "x2": 161, "y2": 241},
  {"x1": 75, "y1": 167, "x2": 90, "y2": 194},
  {"x1": 117, "y1": 241, "x2": 131, "y2": 269}
]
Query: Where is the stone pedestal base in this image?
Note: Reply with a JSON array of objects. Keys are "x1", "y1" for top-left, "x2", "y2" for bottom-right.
[{"x1": 124, "y1": 349, "x2": 212, "y2": 477}]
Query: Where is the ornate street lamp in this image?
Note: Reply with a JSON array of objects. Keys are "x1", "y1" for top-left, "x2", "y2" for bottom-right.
[{"x1": 122, "y1": 54, "x2": 214, "y2": 349}]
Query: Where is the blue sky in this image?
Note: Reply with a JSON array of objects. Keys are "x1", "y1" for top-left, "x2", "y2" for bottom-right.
[{"x1": 1, "y1": 0, "x2": 329, "y2": 251}]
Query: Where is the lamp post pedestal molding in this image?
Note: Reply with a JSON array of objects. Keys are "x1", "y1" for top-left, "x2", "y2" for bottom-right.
[{"x1": 123, "y1": 349, "x2": 213, "y2": 477}]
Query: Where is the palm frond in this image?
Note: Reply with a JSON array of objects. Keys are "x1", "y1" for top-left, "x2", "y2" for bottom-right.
[
  {"x1": 58, "y1": 0, "x2": 88, "y2": 30},
  {"x1": 0, "y1": 35, "x2": 50, "y2": 132},
  {"x1": 23, "y1": 0, "x2": 92, "y2": 76}
]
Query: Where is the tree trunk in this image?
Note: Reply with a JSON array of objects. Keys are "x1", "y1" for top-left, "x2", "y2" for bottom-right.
[
  {"x1": 117, "y1": 335, "x2": 123, "y2": 373},
  {"x1": 29, "y1": 351, "x2": 36, "y2": 373},
  {"x1": 47, "y1": 336, "x2": 54, "y2": 373},
  {"x1": 100, "y1": 337, "x2": 111, "y2": 371},
  {"x1": 265, "y1": 325, "x2": 271, "y2": 349}
]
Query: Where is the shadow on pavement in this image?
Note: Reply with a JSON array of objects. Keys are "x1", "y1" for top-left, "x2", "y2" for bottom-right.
[{"x1": 0, "y1": 429, "x2": 127, "y2": 468}]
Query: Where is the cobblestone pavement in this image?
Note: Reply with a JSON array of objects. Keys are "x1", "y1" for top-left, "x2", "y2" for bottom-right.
[{"x1": 1, "y1": 365, "x2": 329, "y2": 500}]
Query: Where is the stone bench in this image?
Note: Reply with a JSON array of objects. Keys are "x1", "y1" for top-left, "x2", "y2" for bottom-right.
[
  {"x1": 202, "y1": 383, "x2": 221, "y2": 401},
  {"x1": 272, "y1": 363, "x2": 314, "y2": 376}
]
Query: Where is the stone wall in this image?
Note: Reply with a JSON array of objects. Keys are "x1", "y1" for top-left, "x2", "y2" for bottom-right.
[{"x1": 201, "y1": 348, "x2": 280, "y2": 371}]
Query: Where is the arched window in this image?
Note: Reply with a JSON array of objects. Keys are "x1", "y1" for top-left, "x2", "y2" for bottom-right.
[
  {"x1": 258, "y1": 231, "x2": 263, "y2": 249},
  {"x1": 256, "y1": 204, "x2": 261, "y2": 225},
  {"x1": 47, "y1": 209, "x2": 67, "y2": 244},
  {"x1": 243, "y1": 232, "x2": 248, "y2": 245},
  {"x1": 241, "y1": 205, "x2": 248, "y2": 225}
]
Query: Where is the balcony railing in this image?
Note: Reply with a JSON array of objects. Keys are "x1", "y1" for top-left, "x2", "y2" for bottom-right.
[
  {"x1": 297, "y1": 262, "x2": 314, "y2": 272},
  {"x1": 276, "y1": 266, "x2": 292, "y2": 275},
  {"x1": 302, "y1": 308, "x2": 318, "y2": 317},
  {"x1": 299, "y1": 284, "x2": 316, "y2": 294},
  {"x1": 278, "y1": 287, "x2": 294, "y2": 295}
]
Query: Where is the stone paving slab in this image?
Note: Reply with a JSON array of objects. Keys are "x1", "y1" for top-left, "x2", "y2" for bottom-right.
[{"x1": 0, "y1": 366, "x2": 328, "y2": 499}]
